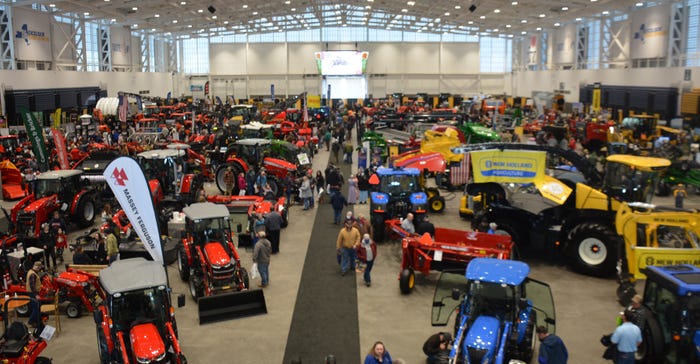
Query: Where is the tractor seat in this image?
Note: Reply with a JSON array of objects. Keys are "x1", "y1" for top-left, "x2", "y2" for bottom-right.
[{"x1": 0, "y1": 322, "x2": 30, "y2": 357}]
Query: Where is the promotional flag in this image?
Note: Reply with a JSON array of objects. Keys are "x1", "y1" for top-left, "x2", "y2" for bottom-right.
[
  {"x1": 303, "y1": 92, "x2": 309, "y2": 123},
  {"x1": 52, "y1": 128, "x2": 69, "y2": 169},
  {"x1": 135, "y1": 95, "x2": 143, "y2": 112},
  {"x1": 103, "y1": 157, "x2": 163, "y2": 263},
  {"x1": 53, "y1": 108, "x2": 62, "y2": 129},
  {"x1": 118, "y1": 94, "x2": 128, "y2": 122},
  {"x1": 19, "y1": 107, "x2": 49, "y2": 171}
]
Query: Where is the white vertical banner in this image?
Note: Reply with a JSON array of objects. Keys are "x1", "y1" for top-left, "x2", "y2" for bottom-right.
[
  {"x1": 552, "y1": 24, "x2": 576, "y2": 65},
  {"x1": 528, "y1": 35, "x2": 539, "y2": 65},
  {"x1": 103, "y1": 157, "x2": 163, "y2": 263},
  {"x1": 110, "y1": 25, "x2": 132, "y2": 66},
  {"x1": 12, "y1": 7, "x2": 52, "y2": 61},
  {"x1": 630, "y1": 5, "x2": 670, "y2": 59}
]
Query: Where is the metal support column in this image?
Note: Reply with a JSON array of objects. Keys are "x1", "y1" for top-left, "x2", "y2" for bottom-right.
[
  {"x1": 99, "y1": 25, "x2": 111, "y2": 71},
  {"x1": 140, "y1": 33, "x2": 150, "y2": 72},
  {"x1": 576, "y1": 25, "x2": 588, "y2": 70},
  {"x1": 669, "y1": 2, "x2": 685, "y2": 67},
  {"x1": 0, "y1": 6, "x2": 16, "y2": 70}
]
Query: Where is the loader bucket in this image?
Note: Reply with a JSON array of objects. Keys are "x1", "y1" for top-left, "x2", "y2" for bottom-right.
[{"x1": 198, "y1": 289, "x2": 267, "y2": 324}]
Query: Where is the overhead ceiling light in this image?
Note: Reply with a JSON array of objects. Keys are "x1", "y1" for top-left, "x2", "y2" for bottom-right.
[
  {"x1": 151, "y1": 28, "x2": 156, "y2": 31},
  {"x1": 479, "y1": 15, "x2": 486, "y2": 19},
  {"x1": 155, "y1": 14, "x2": 160, "y2": 17},
  {"x1": 635, "y1": 2, "x2": 644, "y2": 6},
  {"x1": 212, "y1": 15, "x2": 217, "y2": 19},
  {"x1": 401, "y1": 8, "x2": 408, "y2": 12},
  {"x1": 575, "y1": 17, "x2": 582, "y2": 21},
  {"x1": 494, "y1": 9, "x2": 501, "y2": 13},
  {"x1": 444, "y1": 12, "x2": 450, "y2": 16},
  {"x1": 602, "y1": 10, "x2": 609, "y2": 14},
  {"x1": 198, "y1": 9, "x2": 203, "y2": 13},
  {"x1": 562, "y1": 6, "x2": 569, "y2": 11},
  {"x1": 180, "y1": 1, "x2": 186, "y2": 4},
  {"x1": 110, "y1": 18, "x2": 116, "y2": 22},
  {"x1": 468, "y1": 20, "x2": 474, "y2": 24},
  {"x1": 223, "y1": 20, "x2": 228, "y2": 24},
  {"x1": 366, "y1": 5, "x2": 371, "y2": 8},
  {"x1": 49, "y1": 3, "x2": 56, "y2": 7},
  {"x1": 511, "y1": 1, "x2": 518, "y2": 5},
  {"x1": 591, "y1": 0, "x2": 597, "y2": 2},
  {"x1": 407, "y1": 1, "x2": 415, "y2": 5},
  {"x1": 188, "y1": 24, "x2": 192, "y2": 28},
  {"x1": 493, "y1": 28, "x2": 499, "y2": 32},
  {"x1": 132, "y1": 7, "x2": 138, "y2": 11},
  {"x1": 505, "y1": 24, "x2": 511, "y2": 28},
  {"x1": 253, "y1": 11, "x2": 258, "y2": 15},
  {"x1": 133, "y1": 24, "x2": 138, "y2": 28},
  {"x1": 285, "y1": 0, "x2": 290, "y2": 4},
  {"x1": 291, "y1": 7, "x2": 296, "y2": 11},
  {"x1": 536, "y1": 27, "x2": 542, "y2": 30},
  {"x1": 521, "y1": 19, "x2": 527, "y2": 23},
  {"x1": 104, "y1": 0, "x2": 110, "y2": 2},
  {"x1": 554, "y1": 22, "x2": 561, "y2": 26},
  {"x1": 84, "y1": 12, "x2": 90, "y2": 16},
  {"x1": 521, "y1": 31, "x2": 527, "y2": 34},
  {"x1": 242, "y1": 4, "x2": 248, "y2": 8},
  {"x1": 455, "y1": 5, "x2": 461, "y2": 9}
]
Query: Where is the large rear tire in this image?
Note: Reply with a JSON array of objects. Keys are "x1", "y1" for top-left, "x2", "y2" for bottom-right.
[
  {"x1": 76, "y1": 197, "x2": 96, "y2": 228},
  {"x1": 215, "y1": 164, "x2": 243, "y2": 194},
  {"x1": 636, "y1": 315, "x2": 665, "y2": 363},
  {"x1": 178, "y1": 247, "x2": 190, "y2": 281},
  {"x1": 268, "y1": 177, "x2": 281, "y2": 198},
  {"x1": 399, "y1": 268, "x2": 415, "y2": 294},
  {"x1": 566, "y1": 222, "x2": 618, "y2": 277}
]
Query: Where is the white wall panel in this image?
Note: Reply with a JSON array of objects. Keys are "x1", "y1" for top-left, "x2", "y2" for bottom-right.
[
  {"x1": 0, "y1": 70, "x2": 172, "y2": 96},
  {"x1": 441, "y1": 43, "x2": 479, "y2": 74},
  {"x1": 288, "y1": 43, "x2": 321, "y2": 74},
  {"x1": 403, "y1": 44, "x2": 439, "y2": 74},
  {"x1": 52, "y1": 22, "x2": 74, "y2": 62},
  {"x1": 131, "y1": 35, "x2": 140, "y2": 69},
  {"x1": 403, "y1": 75, "x2": 439, "y2": 94},
  {"x1": 364, "y1": 43, "x2": 402, "y2": 74},
  {"x1": 247, "y1": 76, "x2": 286, "y2": 97},
  {"x1": 210, "y1": 43, "x2": 247, "y2": 75},
  {"x1": 247, "y1": 43, "x2": 286, "y2": 75}
]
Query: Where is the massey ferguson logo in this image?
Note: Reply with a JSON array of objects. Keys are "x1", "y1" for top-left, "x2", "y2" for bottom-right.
[{"x1": 111, "y1": 168, "x2": 128, "y2": 186}]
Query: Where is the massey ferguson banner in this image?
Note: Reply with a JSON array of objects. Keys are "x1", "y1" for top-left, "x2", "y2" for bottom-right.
[{"x1": 103, "y1": 157, "x2": 163, "y2": 263}]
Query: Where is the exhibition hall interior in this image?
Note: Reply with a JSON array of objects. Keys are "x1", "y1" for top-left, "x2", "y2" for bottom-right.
[{"x1": 0, "y1": 0, "x2": 700, "y2": 363}]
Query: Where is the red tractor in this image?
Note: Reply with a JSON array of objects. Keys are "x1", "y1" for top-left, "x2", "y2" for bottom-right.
[
  {"x1": 94, "y1": 258, "x2": 187, "y2": 364},
  {"x1": 11, "y1": 169, "x2": 97, "y2": 239},
  {"x1": 214, "y1": 138, "x2": 300, "y2": 197},
  {"x1": 177, "y1": 202, "x2": 250, "y2": 300},
  {"x1": 0, "y1": 298, "x2": 51, "y2": 364}
]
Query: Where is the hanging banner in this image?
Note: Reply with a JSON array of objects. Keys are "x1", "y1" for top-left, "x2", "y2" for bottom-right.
[
  {"x1": 308, "y1": 94, "x2": 321, "y2": 109},
  {"x1": 592, "y1": 83, "x2": 602, "y2": 112},
  {"x1": 103, "y1": 157, "x2": 163, "y2": 263},
  {"x1": 118, "y1": 94, "x2": 128, "y2": 122},
  {"x1": 528, "y1": 35, "x2": 538, "y2": 65},
  {"x1": 53, "y1": 108, "x2": 62, "y2": 129},
  {"x1": 630, "y1": 5, "x2": 670, "y2": 59},
  {"x1": 552, "y1": 24, "x2": 576, "y2": 65},
  {"x1": 19, "y1": 107, "x2": 49, "y2": 171},
  {"x1": 470, "y1": 149, "x2": 546, "y2": 184},
  {"x1": 12, "y1": 8, "x2": 52, "y2": 62},
  {"x1": 110, "y1": 26, "x2": 132, "y2": 66},
  {"x1": 52, "y1": 128, "x2": 69, "y2": 169}
]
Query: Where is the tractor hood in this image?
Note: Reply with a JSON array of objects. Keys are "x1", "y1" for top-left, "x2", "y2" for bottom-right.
[
  {"x1": 204, "y1": 242, "x2": 231, "y2": 267},
  {"x1": 263, "y1": 157, "x2": 296, "y2": 172},
  {"x1": 24, "y1": 195, "x2": 56, "y2": 212},
  {"x1": 463, "y1": 315, "x2": 499, "y2": 361},
  {"x1": 130, "y1": 323, "x2": 166, "y2": 363},
  {"x1": 393, "y1": 152, "x2": 446, "y2": 173}
]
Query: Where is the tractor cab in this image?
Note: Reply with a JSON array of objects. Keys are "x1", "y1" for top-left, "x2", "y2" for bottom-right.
[
  {"x1": 637, "y1": 264, "x2": 700, "y2": 363},
  {"x1": 34, "y1": 169, "x2": 84, "y2": 200},
  {"x1": 369, "y1": 167, "x2": 428, "y2": 241},
  {"x1": 603, "y1": 154, "x2": 670, "y2": 204},
  {"x1": 137, "y1": 148, "x2": 188, "y2": 197},
  {"x1": 432, "y1": 258, "x2": 556, "y2": 364},
  {"x1": 96, "y1": 258, "x2": 186, "y2": 364},
  {"x1": 183, "y1": 203, "x2": 232, "y2": 250}
]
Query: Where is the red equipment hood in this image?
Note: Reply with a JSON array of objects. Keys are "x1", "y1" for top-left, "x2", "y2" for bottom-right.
[
  {"x1": 204, "y1": 242, "x2": 231, "y2": 267},
  {"x1": 130, "y1": 323, "x2": 166, "y2": 362},
  {"x1": 24, "y1": 195, "x2": 57, "y2": 212},
  {"x1": 263, "y1": 157, "x2": 296, "y2": 172},
  {"x1": 393, "y1": 152, "x2": 446, "y2": 173}
]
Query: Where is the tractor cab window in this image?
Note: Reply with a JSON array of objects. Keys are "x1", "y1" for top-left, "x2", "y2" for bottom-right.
[
  {"x1": 604, "y1": 162, "x2": 659, "y2": 203},
  {"x1": 111, "y1": 287, "x2": 168, "y2": 333},
  {"x1": 194, "y1": 218, "x2": 228, "y2": 243},
  {"x1": 34, "y1": 178, "x2": 62, "y2": 198},
  {"x1": 381, "y1": 174, "x2": 418, "y2": 196},
  {"x1": 469, "y1": 280, "x2": 515, "y2": 321},
  {"x1": 644, "y1": 280, "x2": 679, "y2": 344}
]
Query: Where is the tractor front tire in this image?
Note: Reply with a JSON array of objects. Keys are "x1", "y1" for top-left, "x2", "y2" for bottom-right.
[
  {"x1": 66, "y1": 302, "x2": 82, "y2": 318},
  {"x1": 96, "y1": 325, "x2": 110, "y2": 364},
  {"x1": 371, "y1": 218, "x2": 385, "y2": 242},
  {"x1": 399, "y1": 268, "x2": 415, "y2": 294},
  {"x1": 566, "y1": 223, "x2": 618, "y2": 277},
  {"x1": 428, "y1": 196, "x2": 445, "y2": 213},
  {"x1": 239, "y1": 267, "x2": 250, "y2": 289},
  {"x1": 76, "y1": 197, "x2": 96, "y2": 228},
  {"x1": 215, "y1": 164, "x2": 242, "y2": 194},
  {"x1": 637, "y1": 315, "x2": 665, "y2": 363},
  {"x1": 189, "y1": 275, "x2": 204, "y2": 302},
  {"x1": 281, "y1": 208, "x2": 289, "y2": 228},
  {"x1": 268, "y1": 178, "x2": 281, "y2": 198},
  {"x1": 178, "y1": 247, "x2": 190, "y2": 281}
]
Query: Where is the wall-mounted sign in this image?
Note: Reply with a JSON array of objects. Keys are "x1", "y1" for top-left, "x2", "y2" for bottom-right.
[{"x1": 190, "y1": 85, "x2": 204, "y2": 92}]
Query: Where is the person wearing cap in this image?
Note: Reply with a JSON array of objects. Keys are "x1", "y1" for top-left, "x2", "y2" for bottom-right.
[
  {"x1": 252, "y1": 231, "x2": 272, "y2": 287},
  {"x1": 26, "y1": 261, "x2": 44, "y2": 328},
  {"x1": 106, "y1": 223, "x2": 119, "y2": 265},
  {"x1": 487, "y1": 222, "x2": 498, "y2": 234},
  {"x1": 401, "y1": 213, "x2": 415, "y2": 234},
  {"x1": 356, "y1": 233, "x2": 377, "y2": 287},
  {"x1": 627, "y1": 294, "x2": 649, "y2": 330},
  {"x1": 336, "y1": 219, "x2": 361, "y2": 276},
  {"x1": 611, "y1": 310, "x2": 642, "y2": 364}
]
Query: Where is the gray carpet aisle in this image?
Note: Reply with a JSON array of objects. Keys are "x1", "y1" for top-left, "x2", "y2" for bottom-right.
[{"x1": 283, "y1": 156, "x2": 359, "y2": 364}]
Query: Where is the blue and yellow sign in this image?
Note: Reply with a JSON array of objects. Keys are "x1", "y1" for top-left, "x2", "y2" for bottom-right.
[{"x1": 471, "y1": 150, "x2": 546, "y2": 183}]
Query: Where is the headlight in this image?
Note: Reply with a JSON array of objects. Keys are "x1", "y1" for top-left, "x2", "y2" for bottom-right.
[{"x1": 137, "y1": 351, "x2": 166, "y2": 363}]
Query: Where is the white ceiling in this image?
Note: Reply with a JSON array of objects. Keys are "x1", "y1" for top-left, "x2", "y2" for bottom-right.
[{"x1": 10, "y1": 0, "x2": 675, "y2": 38}]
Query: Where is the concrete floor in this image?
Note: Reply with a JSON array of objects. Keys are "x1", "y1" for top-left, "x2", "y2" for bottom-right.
[{"x1": 5, "y1": 144, "x2": 696, "y2": 364}]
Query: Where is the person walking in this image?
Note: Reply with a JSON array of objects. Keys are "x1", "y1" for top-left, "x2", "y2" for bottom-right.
[
  {"x1": 38, "y1": 223, "x2": 56, "y2": 272},
  {"x1": 331, "y1": 140, "x2": 341, "y2": 164},
  {"x1": 364, "y1": 341, "x2": 392, "y2": 364},
  {"x1": 356, "y1": 233, "x2": 377, "y2": 286},
  {"x1": 315, "y1": 171, "x2": 326, "y2": 204},
  {"x1": 674, "y1": 183, "x2": 687, "y2": 209},
  {"x1": 252, "y1": 231, "x2": 272, "y2": 287},
  {"x1": 299, "y1": 175, "x2": 313, "y2": 210},
  {"x1": 223, "y1": 167, "x2": 235, "y2": 196},
  {"x1": 106, "y1": 224, "x2": 119, "y2": 265},
  {"x1": 336, "y1": 219, "x2": 361, "y2": 276},
  {"x1": 237, "y1": 172, "x2": 247, "y2": 196},
  {"x1": 330, "y1": 190, "x2": 348, "y2": 225},
  {"x1": 255, "y1": 170, "x2": 268, "y2": 196},
  {"x1": 347, "y1": 174, "x2": 359, "y2": 204},
  {"x1": 245, "y1": 168, "x2": 257, "y2": 196},
  {"x1": 26, "y1": 261, "x2": 44, "y2": 329},
  {"x1": 536, "y1": 325, "x2": 568, "y2": 364},
  {"x1": 357, "y1": 168, "x2": 370, "y2": 204},
  {"x1": 264, "y1": 209, "x2": 283, "y2": 254},
  {"x1": 611, "y1": 310, "x2": 642, "y2": 364}
]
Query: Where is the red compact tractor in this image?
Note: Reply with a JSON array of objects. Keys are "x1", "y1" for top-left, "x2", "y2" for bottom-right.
[
  {"x1": 177, "y1": 202, "x2": 266, "y2": 323},
  {"x1": 0, "y1": 298, "x2": 51, "y2": 363},
  {"x1": 94, "y1": 258, "x2": 187, "y2": 364},
  {"x1": 11, "y1": 170, "x2": 97, "y2": 239},
  {"x1": 385, "y1": 220, "x2": 515, "y2": 294}
]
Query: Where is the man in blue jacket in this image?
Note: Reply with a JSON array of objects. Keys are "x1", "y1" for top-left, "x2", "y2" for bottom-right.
[{"x1": 536, "y1": 325, "x2": 568, "y2": 364}]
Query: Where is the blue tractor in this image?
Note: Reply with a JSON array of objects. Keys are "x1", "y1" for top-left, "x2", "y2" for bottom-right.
[
  {"x1": 369, "y1": 167, "x2": 428, "y2": 241},
  {"x1": 634, "y1": 264, "x2": 700, "y2": 363},
  {"x1": 432, "y1": 258, "x2": 556, "y2": 363}
]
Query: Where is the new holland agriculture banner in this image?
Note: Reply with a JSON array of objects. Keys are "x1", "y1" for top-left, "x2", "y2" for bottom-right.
[
  {"x1": 103, "y1": 157, "x2": 163, "y2": 263},
  {"x1": 19, "y1": 107, "x2": 49, "y2": 171},
  {"x1": 12, "y1": 7, "x2": 52, "y2": 62},
  {"x1": 471, "y1": 149, "x2": 546, "y2": 183}
]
